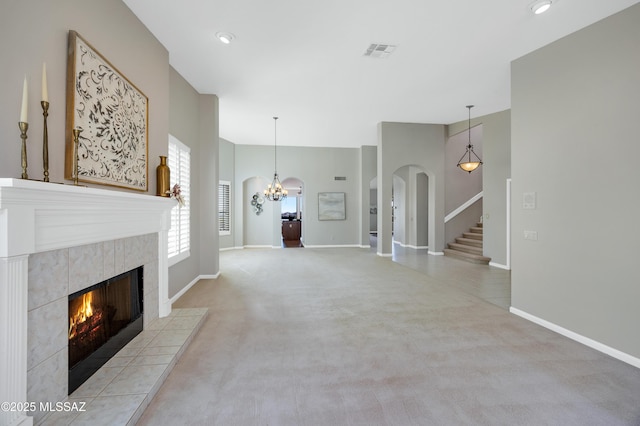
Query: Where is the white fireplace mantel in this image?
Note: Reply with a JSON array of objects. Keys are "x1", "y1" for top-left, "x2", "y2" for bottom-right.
[{"x1": 0, "y1": 178, "x2": 175, "y2": 426}]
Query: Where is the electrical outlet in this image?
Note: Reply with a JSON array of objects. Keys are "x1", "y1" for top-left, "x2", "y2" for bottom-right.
[{"x1": 524, "y1": 230, "x2": 538, "y2": 241}]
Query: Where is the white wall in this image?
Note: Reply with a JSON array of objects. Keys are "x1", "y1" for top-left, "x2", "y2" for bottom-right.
[
  {"x1": 0, "y1": 1, "x2": 218, "y2": 300},
  {"x1": 511, "y1": 3, "x2": 640, "y2": 360},
  {"x1": 416, "y1": 172, "x2": 429, "y2": 247},
  {"x1": 219, "y1": 138, "x2": 236, "y2": 249},
  {"x1": 242, "y1": 176, "x2": 275, "y2": 246},
  {"x1": 360, "y1": 146, "x2": 377, "y2": 246},
  {"x1": 391, "y1": 166, "x2": 429, "y2": 248},
  {"x1": 378, "y1": 122, "x2": 446, "y2": 256},
  {"x1": 168, "y1": 69, "x2": 220, "y2": 296},
  {"x1": 233, "y1": 145, "x2": 362, "y2": 247},
  {"x1": 197, "y1": 96, "x2": 220, "y2": 276},
  {"x1": 392, "y1": 173, "x2": 407, "y2": 245},
  {"x1": 0, "y1": 0, "x2": 169, "y2": 191},
  {"x1": 369, "y1": 187, "x2": 378, "y2": 233},
  {"x1": 445, "y1": 125, "x2": 483, "y2": 214},
  {"x1": 448, "y1": 110, "x2": 511, "y2": 266}
]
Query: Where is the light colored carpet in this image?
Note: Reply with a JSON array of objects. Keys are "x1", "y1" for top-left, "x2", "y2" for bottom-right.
[{"x1": 138, "y1": 248, "x2": 640, "y2": 425}]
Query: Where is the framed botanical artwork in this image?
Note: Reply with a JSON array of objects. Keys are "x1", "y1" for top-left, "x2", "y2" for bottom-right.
[
  {"x1": 65, "y1": 30, "x2": 148, "y2": 191},
  {"x1": 318, "y1": 192, "x2": 346, "y2": 221}
]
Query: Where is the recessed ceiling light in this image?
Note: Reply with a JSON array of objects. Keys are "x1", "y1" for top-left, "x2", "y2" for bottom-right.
[
  {"x1": 530, "y1": 0, "x2": 552, "y2": 15},
  {"x1": 215, "y1": 32, "x2": 235, "y2": 44}
]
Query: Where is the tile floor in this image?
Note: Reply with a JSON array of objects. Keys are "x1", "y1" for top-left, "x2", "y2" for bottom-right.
[
  {"x1": 41, "y1": 308, "x2": 207, "y2": 426},
  {"x1": 372, "y1": 236, "x2": 511, "y2": 310}
]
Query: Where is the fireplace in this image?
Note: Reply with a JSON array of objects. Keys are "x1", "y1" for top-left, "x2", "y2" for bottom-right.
[
  {"x1": 68, "y1": 266, "x2": 144, "y2": 394},
  {"x1": 1, "y1": 178, "x2": 175, "y2": 426}
]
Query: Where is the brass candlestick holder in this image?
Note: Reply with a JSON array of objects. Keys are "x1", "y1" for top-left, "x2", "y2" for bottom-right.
[
  {"x1": 41, "y1": 101, "x2": 50, "y2": 182},
  {"x1": 72, "y1": 127, "x2": 82, "y2": 185},
  {"x1": 19, "y1": 122, "x2": 28, "y2": 179}
]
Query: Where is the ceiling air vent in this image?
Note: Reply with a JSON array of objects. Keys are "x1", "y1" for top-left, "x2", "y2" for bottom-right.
[
  {"x1": 364, "y1": 43, "x2": 396, "y2": 58},
  {"x1": 334, "y1": 176, "x2": 346, "y2": 181}
]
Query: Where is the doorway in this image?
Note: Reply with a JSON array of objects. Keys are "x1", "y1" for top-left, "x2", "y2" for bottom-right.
[
  {"x1": 281, "y1": 177, "x2": 304, "y2": 247},
  {"x1": 392, "y1": 166, "x2": 429, "y2": 249}
]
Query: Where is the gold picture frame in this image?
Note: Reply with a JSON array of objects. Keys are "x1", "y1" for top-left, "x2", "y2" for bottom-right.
[{"x1": 65, "y1": 30, "x2": 148, "y2": 191}]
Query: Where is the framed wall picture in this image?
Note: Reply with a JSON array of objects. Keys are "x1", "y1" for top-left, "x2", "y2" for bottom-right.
[
  {"x1": 318, "y1": 192, "x2": 346, "y2": 221},
  {"x1": 65, "y1": 30, "x2": 148, "y2": 191}
]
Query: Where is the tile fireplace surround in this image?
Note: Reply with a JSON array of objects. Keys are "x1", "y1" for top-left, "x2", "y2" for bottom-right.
[{"x1": 0, "y1": 179, "x2": 175, "y2": 426}]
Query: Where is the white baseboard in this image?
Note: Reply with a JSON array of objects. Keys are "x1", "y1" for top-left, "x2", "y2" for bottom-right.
[
  {"x1": 428, "y1": 251, "x2": 444, "y2": 256},
  {"x1": 304, "y1": 244, "x2": 362, "y2": 249},
  {"x1": 200, "y1": 273, "x2": 220, "y2": 279},
  {"x1": 230, "y1": 244, "x2": 368, "y2": 250},
  {"x1": 394, "y1": 241, "x2": 428, "y2": 250},
  {"x1": 170, "y1": 273, "x2": 220, "y2": 305},
  {"x1": 376, "y1": 252, "x2": 393, "y2": 257},
  {"x1": 489, "y1": 261, "x2": 510, "y2": 270},
  {"x1": 510, "y1": 307, "x2": 640, "y2": 369}
]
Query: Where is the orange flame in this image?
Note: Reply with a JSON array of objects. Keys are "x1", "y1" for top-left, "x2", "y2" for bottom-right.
[{"x1": 69, "y1": 293, "x2": 94, "y2": 339}]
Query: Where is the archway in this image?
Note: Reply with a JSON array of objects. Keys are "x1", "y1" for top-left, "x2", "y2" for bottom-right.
[
  {"x1": 392, "y1": 165, "x2": 429, "y2": 250},
  {"x1": 369, "y1": 177, "x2": 378, "y2": 236},
  {"x1": 376, "y1": 122, "x2": 446, "y2": 257}
]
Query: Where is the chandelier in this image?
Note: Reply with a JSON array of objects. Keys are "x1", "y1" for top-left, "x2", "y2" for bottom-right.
[
  {"x1": 457, "y1": 105, "x2": 483, "y2": 173},
  {"x1": 264, "y1": 117, "x2": 288, "y2": 201}
]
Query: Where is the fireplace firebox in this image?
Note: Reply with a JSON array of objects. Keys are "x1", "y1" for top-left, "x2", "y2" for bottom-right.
[{"x1": 68, "y1": 266, "x2": 144, "y2": 394}]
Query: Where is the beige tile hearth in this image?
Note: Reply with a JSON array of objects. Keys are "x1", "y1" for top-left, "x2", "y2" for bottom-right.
[{"x1": 40, "y1": 308, "x2": 207, "y2": 426}]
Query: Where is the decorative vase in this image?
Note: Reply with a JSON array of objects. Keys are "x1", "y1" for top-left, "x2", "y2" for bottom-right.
[{"x1": 156, "y1": 155, "x2": 170, "y2": 196}]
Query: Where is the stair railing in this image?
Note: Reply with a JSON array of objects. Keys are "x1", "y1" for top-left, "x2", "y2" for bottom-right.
[{"x1": 444, "y1": 191, "x2": 483, "y2": 223}]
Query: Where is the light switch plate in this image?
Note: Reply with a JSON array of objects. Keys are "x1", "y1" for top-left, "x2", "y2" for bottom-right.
[{"x1": 524, "y1": 230, "x2": 538, "y2": 240}]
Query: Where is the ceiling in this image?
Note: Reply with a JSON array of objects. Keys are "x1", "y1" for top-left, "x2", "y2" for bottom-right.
[{"x1": 123, "y1": 0, "x2": 639, "y2": 148}]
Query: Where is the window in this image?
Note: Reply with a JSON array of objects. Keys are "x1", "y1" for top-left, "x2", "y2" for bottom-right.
[
  {"x1": 168, "y1": 135, "x2": 190, "y2": 265},
  {"x1": 219, "y1": 181, "x2": 231, "y2": 235},
  {"x1": 281, "y1": 197, "x2": 296, "y2": 215}
]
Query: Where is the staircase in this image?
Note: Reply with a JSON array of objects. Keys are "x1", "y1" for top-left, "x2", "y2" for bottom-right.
[{"x1": 444, "y1": 222, "x2": 491, "y2": 265}]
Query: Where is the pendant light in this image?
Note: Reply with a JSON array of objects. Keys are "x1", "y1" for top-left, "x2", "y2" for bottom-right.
[
  {"x1": 457, "y1": 105, "x2": 483, "y2": 173},
  {"x1": 264, "y1": 117, "x2": 288, "y2": 201}
]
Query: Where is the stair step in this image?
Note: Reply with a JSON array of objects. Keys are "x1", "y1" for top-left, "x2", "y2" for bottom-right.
[
  {"x1": 469, "y1": 226, "x2": 483, "y2": 234},
  {"x1": 455, "y1": 237, "x2": 483, "y2": 248},
  {"x1": 443, "y1": 249, "x2": 491, "y2": 265},
  {"x1": 447, "y1": 242, "x2": 483, "y2": 255},
  {"x1": 476, "y1": 222, "x2": 483, "y2": 228},
  {"x1": 462, "y1": 232, "x2": 483, "y2": 241}
]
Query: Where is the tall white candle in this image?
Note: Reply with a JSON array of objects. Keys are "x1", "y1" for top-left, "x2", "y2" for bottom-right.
[
  {"x1": 20, "y1": 76, "x2": 28, "y2": 123},
  {"x1": 42, "y1": 63, "x2": 48, "y2": 103}
]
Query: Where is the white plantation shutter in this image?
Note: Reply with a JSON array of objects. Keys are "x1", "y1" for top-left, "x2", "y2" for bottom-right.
[
  {"x1": 219, "y1": 181, "x2": 231, "y2": 235},
  {"x1": 168, "y1": 135, "x2": 190, "y2": 265}
]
